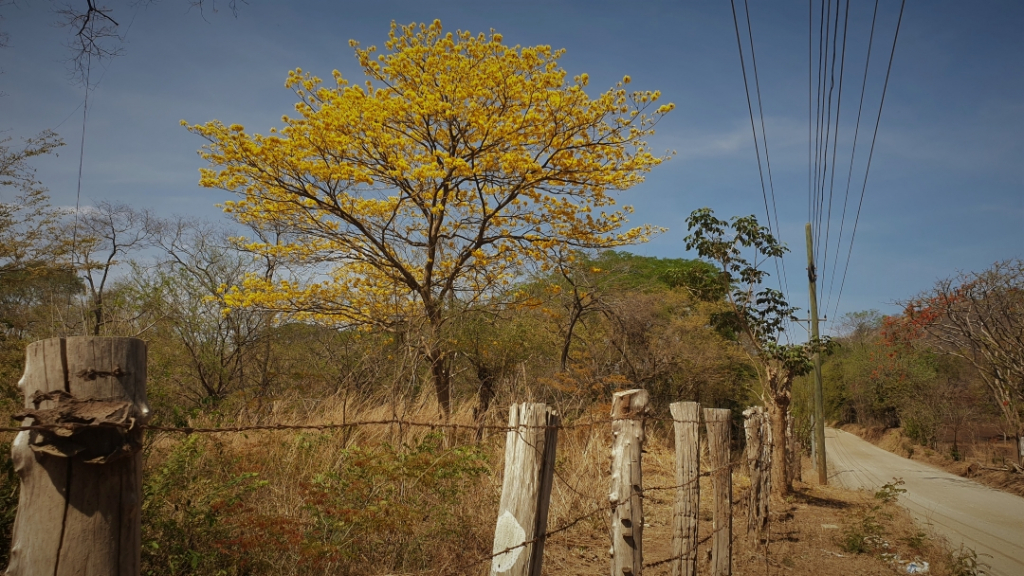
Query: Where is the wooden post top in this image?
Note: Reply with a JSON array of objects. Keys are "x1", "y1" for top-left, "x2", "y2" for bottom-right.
[{"x1": 612, "y1": 389, "x2": 649, "y2": 419}]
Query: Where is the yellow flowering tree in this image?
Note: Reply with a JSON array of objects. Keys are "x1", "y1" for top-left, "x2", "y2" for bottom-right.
[{"x1": 185, "y1": 20, "x2": 673, "y2": 414}]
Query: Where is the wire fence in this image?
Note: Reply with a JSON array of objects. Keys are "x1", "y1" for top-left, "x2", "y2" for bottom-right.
[
  {"x1": 456, "y1": 458, "x2": 742, "y2": 573},
  {"x1": 0, "y1": 415, "x2": 700, "y2": 435},
  {"x1": 4, "y1": 407, "x2": 745, "y2": 574}
]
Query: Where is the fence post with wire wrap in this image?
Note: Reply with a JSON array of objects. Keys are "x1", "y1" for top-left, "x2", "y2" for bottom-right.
[
  {"x1": 704, "y1": 407, "x2": 732, "y2": 576},
  {"x1": 488, "y1": 402, "x2": 559, "y2": 576},
  {"x1": 609, "y1": 388, "x2": 649, "y2": 576},
  {"x1": 669, "y1": 401, "x2": 700, "y2": 576},
  {"x1": 6, "y1": 337, "x2": 150, "y2": 576}
]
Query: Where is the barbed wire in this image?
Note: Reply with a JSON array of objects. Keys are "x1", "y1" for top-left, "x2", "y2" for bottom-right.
[
  {"x1": 459, "y1": 459, "x2": 743, "y2": 572},
  {"x1": 0, "y1": 414, "x2": 706, "y2": 435},
  {"x1": 643, "y1": 531, "x2": 715, "y2": 569},
  {"x1": 4, "y1": 403, "x2": 749, "y2": 574}
]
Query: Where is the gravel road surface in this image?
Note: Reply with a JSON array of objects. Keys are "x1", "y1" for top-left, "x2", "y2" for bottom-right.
[{"x1": 826, "y1": 427, "x2": 1024, "y2": 576}]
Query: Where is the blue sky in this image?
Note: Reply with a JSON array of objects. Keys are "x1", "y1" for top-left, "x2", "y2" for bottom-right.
[{"x1": 2, "y1": 0, "x2": 1021, "y2": 333}]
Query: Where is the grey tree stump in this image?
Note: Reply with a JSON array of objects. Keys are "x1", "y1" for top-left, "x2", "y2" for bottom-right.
[{"x1": 6, "y1": 337, "x2": 149, "y2": 576}]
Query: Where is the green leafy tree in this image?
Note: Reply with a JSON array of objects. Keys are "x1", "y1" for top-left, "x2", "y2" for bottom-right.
[{"x1": 685, "y1": 207, "x2": 832, "y2": 496}]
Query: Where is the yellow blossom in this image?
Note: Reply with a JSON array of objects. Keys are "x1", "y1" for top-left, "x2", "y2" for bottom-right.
[{"x1": 184, "y1": 20, "x2": 673, "y2": 412}]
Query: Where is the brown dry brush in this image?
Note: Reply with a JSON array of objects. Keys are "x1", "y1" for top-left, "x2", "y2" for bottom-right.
[{"x1": 139, "y1": 396, "x2": 497, "y2": 576}]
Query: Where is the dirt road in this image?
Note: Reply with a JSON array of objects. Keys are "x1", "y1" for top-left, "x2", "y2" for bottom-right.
[{"x1": 826, "y1": 427, "x2": 1024, "y2": 576}]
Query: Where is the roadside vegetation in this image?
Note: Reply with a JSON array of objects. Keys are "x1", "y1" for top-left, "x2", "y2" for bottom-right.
[
  {"x1": 793, "y1": 260, "x2": 1024, "y2": 497},
  {"x1": 2, "y1": 18, "x2": 1014, "y2": 575}
]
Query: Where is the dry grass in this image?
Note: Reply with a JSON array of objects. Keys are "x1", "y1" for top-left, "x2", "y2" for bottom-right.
[{"x1": 4, "y1": 397, "x2": 969, "y2": 575}]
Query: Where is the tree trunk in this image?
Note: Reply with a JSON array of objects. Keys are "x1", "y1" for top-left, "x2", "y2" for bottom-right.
[
  {"x1": 766, "y1": 398, "x2": 790, "y2": 497},
  {"x1": 473, "y1": 364, "x2": 497, "y2": 443},
  {"x1": 91, "y1": 295, "x2": 103, "y2": 336},
  {"x1": 1017, "y1": 433, "x2": 1024, "y2": 468},
  {"x1": 559, "y1": 306, "x2": 581, "y2": 372},
  {"x1": 428, "y1": 347, "x2": 452, "y2": 417}
]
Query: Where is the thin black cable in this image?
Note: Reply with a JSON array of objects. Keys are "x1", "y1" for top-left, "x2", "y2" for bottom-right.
[
  {"x1": 814, "y1": 0, "x2": 837, "y2": 259},
  {"x1": 742, "y1": 0, "x2": 793, "y2": 309},
  {"x1": 808, "y1": 0, "x2": 814, "y2": 226},
  {"x1": 729, "y1": 0, "x2": 793, "y2": 342},
  {"x1": 815, "y1": 0, "x2": 841, "y2": 263},
  {"x1": 832, "y1": 0, "x2": 906, "y2": 319},
  {"x1": 812, "y1": 0, "x2": 829, "y2": 237},
  {"x1": 729, "y1": 0, "x2": 775, "y2": 240},
  {"x1": 820, "y1": 0, "x2": 851, "y2": 313},
  {"x1": 824, "y1": 0, "x2": 879, "y2": 316},
  {"x1": 71, "y1": 51, "x2": 92, "y2": 264}
]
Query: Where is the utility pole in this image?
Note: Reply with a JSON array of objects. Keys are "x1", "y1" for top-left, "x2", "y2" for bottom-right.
[{"x1": 806, "y1": 223, "x2": 827, "y2": 485}]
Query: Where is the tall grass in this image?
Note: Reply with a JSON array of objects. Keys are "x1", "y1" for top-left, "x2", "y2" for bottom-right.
[{"x1": 139, "y1": 393, "x2": 615, "y2": 575}]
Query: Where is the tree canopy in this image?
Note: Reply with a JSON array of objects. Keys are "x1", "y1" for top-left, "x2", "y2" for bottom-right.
[{"x1": 185, "y1": 20, "x2": 674, "y2": 413}]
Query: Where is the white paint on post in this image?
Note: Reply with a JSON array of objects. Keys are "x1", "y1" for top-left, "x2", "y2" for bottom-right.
[
  {"x1": 490, "y1": 403, "x2": 559, "y2": 576},
  {"x1": 491, "y1": 511, "x2": 527, "y2": 571},
  {"x1": 610, "y1": 389, "x2": 649, "y2": 576}
]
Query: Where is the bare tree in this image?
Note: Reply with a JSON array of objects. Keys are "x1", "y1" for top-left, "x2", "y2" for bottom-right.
[
  {"x1": 903, "y1": 259, "x2": 1024, "y2": 466},
  {"x1": 0, "y1": 1, "x2": 244, "y2": 83},
  {"x1": 72, "y1": 201, "x2": 153, "y2": 335},
  {"x1": 143, "y1": 216, "x2": 282, "y2": 402}
]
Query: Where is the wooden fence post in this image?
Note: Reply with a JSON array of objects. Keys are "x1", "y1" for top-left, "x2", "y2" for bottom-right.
[
  {"x1": 743, "y1": 406, "x2": 770, "y2": 539},
  {"x1": 669, "y1": 401, "x2": 700, "y2": 576},
  {"x1": 6, "y1": 337, "x2": 149, "y2": 576},
  {"x1": 704, "y1": 408, "x2": 732, "y2": 576},
  {"x1": 789, "y1": 417, "x2": 802, "y2": 484},
  {"x1": 489, "y1": 402, "x2": 559, "y2": 576},
  {"x1": 610, "y1": 389, "x2": 648, "y2": 576}
]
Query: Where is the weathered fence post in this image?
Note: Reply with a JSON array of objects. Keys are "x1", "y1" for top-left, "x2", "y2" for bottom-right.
[
  {"x1": 6, "y1": 337, "x2": 149, "y2": 576},
  {"x1": 610, "y1": 389, "x2": 648, "y2": 576},
  {"x1": 788, "y1": 417, "x2": 802, "y2": 484},
  {"x1": 669, "y1": 401, "x2": 700, "y2": 576},
  {"x1": 743, "y1": 406, "x2": 770, "y2": 539},
  {"x1": 704, "y1": 407, "x2": 732, "y2": 576},
  {"x1": 489, "y1": 402, "x2": 559, "y2": 576}
]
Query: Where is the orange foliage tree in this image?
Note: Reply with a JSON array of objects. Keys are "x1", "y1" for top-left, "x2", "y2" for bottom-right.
[{"x1": 896, "y1": 260, "x2": 1024, "y2": 465}]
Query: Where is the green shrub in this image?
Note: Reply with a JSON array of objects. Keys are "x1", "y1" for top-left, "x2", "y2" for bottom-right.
[
  {"x1": 946, "y1": 545, "x2": 989, "y2": 576},
  {"x1": 142, "y1": 435, "x2": 272, "y2": 576}
]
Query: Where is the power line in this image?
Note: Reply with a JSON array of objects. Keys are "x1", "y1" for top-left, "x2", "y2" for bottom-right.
[
  {"x1": 811, "y1": 0, "x2": 829, "y2": 244},
  {"x1": 741, "y1": 0, "x2": 793, "y2": 306},
  {"x1": 808, "y1": 0, "x2": 814, "y2": 227},
  {"x1": 819, "y1": 0, "x2": 851, "y2": 308},
  {"x1": 815, "y1": 0, "x2": 841, "y2": 263},
  {"x1": 729, "y1": 0, "x2": 774, "y2": 237},
  {"x1": 823, "y1": 0, "x2": 880, "y2": 316},
  {"x1": 831, "y1": 0, "x2": 906, "y2": 320},
  {"x1": 728, "y1": 0, "x2": 792, "y2": 319},
  {"x1": 71, "y1": 51, "x2": 92, "y2": 264}
]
